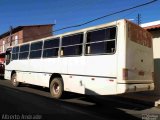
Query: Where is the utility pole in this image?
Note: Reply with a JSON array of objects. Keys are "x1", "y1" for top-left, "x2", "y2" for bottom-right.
[
  {"x1": 9, "y1": 26, "x2": 13, "y2": 46},
  {"x1": 137, "y1": 13, "x2": 141, "y2": 25}
]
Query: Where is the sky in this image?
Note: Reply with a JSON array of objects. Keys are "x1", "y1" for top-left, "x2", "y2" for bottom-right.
[{"x1": 0, "y1": 0, "x2": 160, "y2": 35}]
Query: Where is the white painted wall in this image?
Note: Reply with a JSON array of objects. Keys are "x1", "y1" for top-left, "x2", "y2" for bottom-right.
[{"x1": 151, "y1": 30, "x2": 160, "y2": 95}]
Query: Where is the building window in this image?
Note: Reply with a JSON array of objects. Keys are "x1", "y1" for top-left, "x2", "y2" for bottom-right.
[
  {"x1": 19, "y1": 44, "x2": 30, "y2": 59},
  {"x1": 15, "y1": 36, "x2": 18, "y2": 45},
  {"x1": 12, "y1": 46, "x2": 19, "y2": 60},
  {"x1": 2, "y1": 41, "x2": 5, "y2": 52},
  {"x1": 85, "y1": 27, "x2": 116, "y2": 55},
  {"x1": 43, "y1": 38, "x2": 59, "y2": 58},
  {"x1": 61, "y1": 33, "x2": 83, "y2": 56},
  {"x1": 29, "y1": 41, "x2": 42, "y2": 59},
  {"x1": 5, "y1": 39, "x2": 10, "y2": 51}
]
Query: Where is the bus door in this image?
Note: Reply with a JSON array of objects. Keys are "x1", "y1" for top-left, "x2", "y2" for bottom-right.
[{"x1": 5, "y1": 48, "x2": 12, "y2": 65}]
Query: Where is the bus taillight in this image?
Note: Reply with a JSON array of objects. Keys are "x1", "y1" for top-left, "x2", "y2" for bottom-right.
[{"x1": 123, "y1": 68, "x2": 128, "y2": 80}]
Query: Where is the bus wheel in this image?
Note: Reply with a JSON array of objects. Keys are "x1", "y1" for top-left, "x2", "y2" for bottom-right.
[
  {"x1": 50, "y1": 77, "x2": 63, "y2": 99},
  {"x1": 11, "y1": 73, "x2": 20, "y2": 87}
]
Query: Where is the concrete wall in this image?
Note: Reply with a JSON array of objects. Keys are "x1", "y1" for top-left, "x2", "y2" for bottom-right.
[{"x1": 150, "y1": 30, "x2": 160, "y2": 95}]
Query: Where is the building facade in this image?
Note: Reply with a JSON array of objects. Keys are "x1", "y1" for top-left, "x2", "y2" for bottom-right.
[
  {"x1": 142, "y1": 21, "x2": 160, "y2": 95},
  {"x1": 0, "y1": 24, "x2": 53, "y2": 53}
]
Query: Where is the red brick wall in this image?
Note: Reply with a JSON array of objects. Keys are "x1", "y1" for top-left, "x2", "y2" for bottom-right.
[
  {"x1": 0, "y1": 30, "x2": 23, "y2": 52},
  {"x1": 0, "y1": 25, "x2": 53, "y2": 53},
  {"x1": 23, "y1": 25, "x2": 53, "y2": 43},
  {"x1": 10, "y1": 31, "x2": 23, "y2": 45}
]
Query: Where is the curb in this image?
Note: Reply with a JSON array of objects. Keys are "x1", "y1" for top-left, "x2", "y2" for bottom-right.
[
  {"x1": 117, "y1": 95, "x2": 154, "y2": 106},
  {"x1": 92, "y1": 95, "x2": 155, "y2": 107}
]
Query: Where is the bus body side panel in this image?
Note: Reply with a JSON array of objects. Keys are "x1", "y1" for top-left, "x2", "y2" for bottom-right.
[
  {"x1": 19, "y1": 59, "x2": 59, "y2": 87},
  {"x1": 63, "y1": 55, "x2": 118, "y2": 95},
  {"x1": 5, "y1": 59, "x2": 55, "y2": 87},
  {"x1": 61, "y1": 75, "x2": 117, "y2": 95},
  {"x1": 62, "y1": 75, "x2": 85, "y2": 94},
  {"x1": 4, "y1": 70, "x2": 11, "y2": 80},
  {"x1": 83, "y1": 55, "x2": 117, "y2": 77},
  {"x1": 83, "y1": 77, "x2": 117, "y2": 95}
]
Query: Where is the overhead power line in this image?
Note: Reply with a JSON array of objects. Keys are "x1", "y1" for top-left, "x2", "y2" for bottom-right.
[
  {"x1": 4, "y1": 0, "x2": 159, "y2": 42},
  {"x1": 53, "y1": 0, "x2": 158, "y2": 32}
]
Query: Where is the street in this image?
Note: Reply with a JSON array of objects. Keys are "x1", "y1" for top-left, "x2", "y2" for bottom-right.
[{"x1": 0, "y1": 79, "x2": 159, "y2": 120}]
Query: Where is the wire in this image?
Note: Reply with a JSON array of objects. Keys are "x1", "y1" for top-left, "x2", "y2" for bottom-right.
[
  {"x1": 53, "y1": 0, "x2": 158, "y2": 32},
  {"x1": 1, "y1": 0, "x2": 158, "y2": 43}
]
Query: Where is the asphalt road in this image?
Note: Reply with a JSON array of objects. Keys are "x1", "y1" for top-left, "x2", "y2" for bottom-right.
[{"x1": 0, "y1": 79, "x2": 159, "y2": 120}]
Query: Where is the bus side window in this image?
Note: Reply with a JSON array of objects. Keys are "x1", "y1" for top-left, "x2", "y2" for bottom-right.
[
  {"x1": 19, "y1": 44, "x2": 30, "y2": 59},
  {"x1": 30, "y1": 41, "x2": 43, "y2": 59},
  {"x1": 61, "y1": 33, "x2": 83, "y2": 56},
  {"x1": 43, "y1": 38, "x2": 60, "y2": 58},
  {"x1": 12, "y1": 46, "x2": 19, "y2": 60},
  {"x1": 86, "y1": 27, "x2": 116, "y2": 55}
]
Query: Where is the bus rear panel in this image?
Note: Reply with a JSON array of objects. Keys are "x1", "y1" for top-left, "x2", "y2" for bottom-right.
[{"x1": 117, "y1": 20, "x2": 154, "y2": 94}]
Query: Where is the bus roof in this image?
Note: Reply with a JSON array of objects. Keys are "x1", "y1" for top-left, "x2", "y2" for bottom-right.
[{"x1": 9, "y1": 19, "x2": 138, "y2": 48}]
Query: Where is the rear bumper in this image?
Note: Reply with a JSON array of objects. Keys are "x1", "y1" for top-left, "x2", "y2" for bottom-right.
[{"x1": 117, "y1": 83, "x2": 154, "y2": 94}]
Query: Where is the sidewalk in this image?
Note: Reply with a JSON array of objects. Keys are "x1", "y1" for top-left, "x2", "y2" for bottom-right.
[{"x1": 118, "y1": 91, "x2": 160, "y2": 107}]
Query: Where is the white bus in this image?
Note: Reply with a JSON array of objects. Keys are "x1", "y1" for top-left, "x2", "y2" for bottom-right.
[{"x1": 5, "y1": 19, "x2": 154, "y2": 99}]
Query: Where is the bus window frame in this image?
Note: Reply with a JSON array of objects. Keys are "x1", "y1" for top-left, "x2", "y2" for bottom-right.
[
  {"x1": 29, "y1": 41, "x2": 43, "y2": 59},
  {"x1": 60, "y1": 33, "x2": 84, "y2": 57},
  {"x1": 42, "y1": 37, "x2": 60, "y2": 58},
  {"x1": 11, "y1": 46, "x2": 20, "y2": 60},
  {"x1": 19, "y1": 43, "x2": 30, "y2": 60},
  {"x1": 84, "y1": 26, "x2": 117, "y2": 56}
]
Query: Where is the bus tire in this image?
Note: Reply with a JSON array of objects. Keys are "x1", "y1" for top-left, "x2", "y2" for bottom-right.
[
  {"x1": 50, "y1": 77, "x2": 63, "y2": 99},
  {"x1": 11, "y1": 73, "x2": 20, "y2": 87}
]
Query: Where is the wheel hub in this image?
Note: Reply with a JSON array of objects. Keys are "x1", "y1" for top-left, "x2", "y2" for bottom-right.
[{"x1": 53, "y1": 83, "x2": 60, "y2": 94}]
